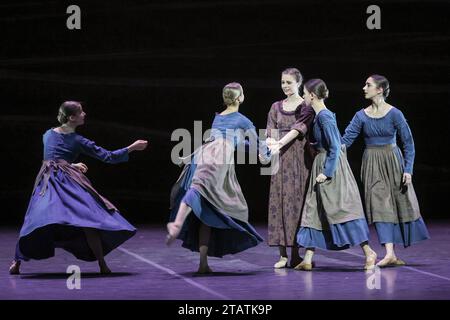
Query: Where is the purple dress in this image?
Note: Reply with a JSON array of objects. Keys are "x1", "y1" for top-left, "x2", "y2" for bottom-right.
[
  {"x1": 15, "y1": 129, "x2": 136, "y2": 262},
  {"x1": 265, "y1": 101, "x2": 315, "y2": 247}
]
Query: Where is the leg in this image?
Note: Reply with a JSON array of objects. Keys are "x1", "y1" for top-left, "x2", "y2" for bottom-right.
[
  {"x1": 83, "y1": 228, "x2": 111, "y2": 274},
  {"x1": 9, "y1": 242, "x2": 22, "y2": 275},
  {"x1": 376, "y1": 243, "x2": 406, "y2": 267},
  {"x1": 289, "y1": 246, "x2": 303, "y2": 268},
  {"x1": 360, "y1": 241, "x2": 377, "y2": 270},
  {"x1": 197, "y1": 223, "x2": 212, "y2": 274},
  {"x1": 166, "y1": 201, "x2": 192, "y2": 245},
  {"x1": 274, "y1": 246, "x2": 288, "y2": 268},
  {"x1": 294, "y1": 248, "x2": 314, "y2": 271},
  {"x1": 9, "y1": 259, "x2": 21, "y2": 275}
]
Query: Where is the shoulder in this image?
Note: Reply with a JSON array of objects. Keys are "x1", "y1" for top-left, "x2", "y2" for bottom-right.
[
  {"x1": 269, "y1": 101, "x2": 281, "y2": 112},
  {"x1": 317, "y1": 109, "x2": 336, "y2": 123},
  {"x1": 300, "y1": 102, "x2": 314, "y2": 114},
  {"x1": 354, "y1": 109, "x2": 366, "y2": 119},
  {"x1": 43, "y1": 128, "x2": 53, "y2": 136},
  {"x1": 75, "y1": 133, "x2": 91, "y2": 144},
  {"x1": 390, "y1": 107, "x2": 404, "y2": 117},
  {"x1": 237, "y1": 112, "x2": 255, "y2": 129},
  {"x1": 388, "y1": 107, "x2": 408, "y2": 124}
]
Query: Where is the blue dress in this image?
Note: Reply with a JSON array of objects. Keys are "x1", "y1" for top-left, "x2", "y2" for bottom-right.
[
  {"x1": 297, "y1": 109, "x2": 370, "y2": 250},
  {"x1": 16, "y1": 129, "x2": 136, "y2": 262},
  {"x1": 342, "y1": 107, "x2": 429, "y2": 246},
  {"x1": 169, "y1": 112, "x2": 265, "y2": 257}
]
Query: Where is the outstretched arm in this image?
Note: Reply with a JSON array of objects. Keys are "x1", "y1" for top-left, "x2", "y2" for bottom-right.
[
  {"x1": 269, "y1": 104, "x2": 315, "y2": 154},
  {"x1": 342, "y1": 112, "x2": 363, "y2": 148},
  {"x1": 78, "y1": 136, "x2": 148, "y2": 164}
]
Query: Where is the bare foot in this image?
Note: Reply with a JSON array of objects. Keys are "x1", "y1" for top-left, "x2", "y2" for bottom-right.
[
  {"x1": 9, "y1": 260, "x2": 21, "y2": 275},
  {"x1": 166, "y1": 222, "x2": 181, "y2": 246},
  {"x1": 294, "y1": 261, "x2": 313, "y2": 271},
  {"x1": 196, "y1": 265, "x2": 213, "y2": 274},
  {"x1": 364, "y1": 251, "x2": 377, "y2": 270},
  {"x1": 377, "y1": 256, "x2": 397, "y2": 268},
  {"x1": 99, "y1": 261, "x2": 112, "y2": 274}
]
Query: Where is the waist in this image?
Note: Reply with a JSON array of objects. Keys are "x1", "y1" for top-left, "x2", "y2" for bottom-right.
[
  {"x1": 365, "y1": 143, "x2": 397, "y2": 150},
  {"x1": 364, "y1": 137, "x2": 396, "y2": 145}
]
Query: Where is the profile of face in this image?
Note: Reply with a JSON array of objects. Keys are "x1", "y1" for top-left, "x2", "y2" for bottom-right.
[
  {"x1": 281, "y1": 73, "x2": 299, "y2": 97},
  {"x1": 363, "y1": 77, "x2": 383, "y2": 99},
  {"x1": 302, "y1": 87, "x2": 313, "y2": 105},
  {"x1": 69, "y1": 106, "x2": 86, "y2": 126}
]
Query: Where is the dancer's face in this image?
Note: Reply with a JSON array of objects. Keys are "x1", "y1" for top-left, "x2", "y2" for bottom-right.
[
  {"x1": 302, "y1": 87, "x2": 313, "y2": 105},
  {"x1": 363, "y1": 77, "x2": 383, "y2": 100},
  {"x1": 70, "y1": 107, "x2": 86, "y2": 126},
  {"x1": 281, "y1": 73, "x2": 300, "y2": 97}
]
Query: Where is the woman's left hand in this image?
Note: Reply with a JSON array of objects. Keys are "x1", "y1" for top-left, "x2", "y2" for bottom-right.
[
  {"x1": 72, "y1": 162, "x2": 88, "y2": 173},
  {"x1": 268, "y1": 143, "x2": 281, "y2": 155},
  {"x1": 402, "y1": 173, "x2": 412, "y2": 184},
  {"x1": 266, "y1": 138, "x2": 278, "y2": 146},
  {"x1": 316, "y1": 173, "x2": 328, "y2": 183}
]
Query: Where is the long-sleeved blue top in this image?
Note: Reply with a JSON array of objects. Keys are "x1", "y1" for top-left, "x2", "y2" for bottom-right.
[
  {"x1": 210, "y1": 111, "x2": 269, "y2": 156},
  {"x1": 312, "y1": 109, "x2": 342, "y2": 178},
  {"x1": 43, "y1": 128, "x2": 129, "y2": 164},
  {"x1": 342, "y1": 107, "x2": 415, "y2": 174}
]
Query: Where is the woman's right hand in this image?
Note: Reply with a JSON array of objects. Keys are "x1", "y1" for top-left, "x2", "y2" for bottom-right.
[
  {"x1": 72, "y1": 162, "x2": 88, "y2": 173},
  {"x1": 128, "y1": 140, "x2": 148, "y2": 152}
]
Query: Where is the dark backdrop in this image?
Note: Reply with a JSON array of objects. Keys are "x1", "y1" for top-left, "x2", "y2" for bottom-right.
[{"x1": 1, "y1": 0, "x2": 449, "y2": 225}]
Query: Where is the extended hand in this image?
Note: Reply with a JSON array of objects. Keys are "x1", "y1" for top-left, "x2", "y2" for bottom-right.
[
  {"x1": 402, "y1": 173, "x2": 412, "y2": 184},
  {"x1": 128, "y1": 140, "x2": 148, "y2": 152},
  {"x1": 266, "y1": 137, "x2": 278, "y2": 146}
]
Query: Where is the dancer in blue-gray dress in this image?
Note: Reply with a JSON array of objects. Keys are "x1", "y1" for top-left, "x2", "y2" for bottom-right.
[
  {"x1": 167, "y1": 83, "x2": 267, "y2": 274},
  {"x1": 342, "y1": 74, "x2": 430, "y2": 267},
  {"x1": 292, "y1": 79, "x2": 377, "y2": 271},
  {"x1": 9, "y1": 101, "x2": 148, "y2": 275}
]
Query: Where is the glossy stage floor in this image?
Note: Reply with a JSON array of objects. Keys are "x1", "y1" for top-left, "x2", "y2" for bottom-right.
[{"x1": 1, "y1": 221, "x2": 449, "y2": 300}]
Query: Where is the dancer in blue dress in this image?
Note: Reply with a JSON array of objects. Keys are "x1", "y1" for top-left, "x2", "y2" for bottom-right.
[
  {"x1": 292, "y1": 79, "x2": 377, "y2": 271},
  {"x1": 9, "y1": 101, "x2": 148, "y2": 274},
  {"x1": 342, "y1": 74, "x2": 430, "y2": 267},
  {"x1": 166, "y1": 83, "x2": 266, "y2": 274}
]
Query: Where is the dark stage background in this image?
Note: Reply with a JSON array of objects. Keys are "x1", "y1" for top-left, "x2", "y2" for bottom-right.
[{"x1": 1, "y1": 0, "x2": 449, "y2": 226}]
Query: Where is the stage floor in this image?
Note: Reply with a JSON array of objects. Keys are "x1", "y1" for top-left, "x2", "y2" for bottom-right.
[{"x1": 2, "y1": 222, "x2": 449, "y2": 300}]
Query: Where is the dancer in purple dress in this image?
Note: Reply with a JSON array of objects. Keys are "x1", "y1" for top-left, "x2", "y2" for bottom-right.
[
  {"x1": 9, "y1": 101, "x2": 148, "y2": 275},
  {"x1": 263, "y1": 68, "x2": 315, "y2": 269}
]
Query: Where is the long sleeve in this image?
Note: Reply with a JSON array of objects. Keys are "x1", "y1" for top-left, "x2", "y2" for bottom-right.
[
  {"x1": 290, "y1": 104, "x2": 315, "y2": 138},
  {"x1": 241, "y1": 117, "x2": 270, "y2": 158},
  {"x1": 321, "y1": 119, "x2": 342, "y2": 178},
  {"x1": 265, "y1": 104, "x2": 278, "y2": 139},
  {"x1": 342, "y1": 112, "x2": 363, "y2": 148},
  {"x1": 77, "y1": 135, "x2": 129, "y2": 164},
  {"x1": 393, "y1": 110, "x2": 415, "y2": 174}
]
